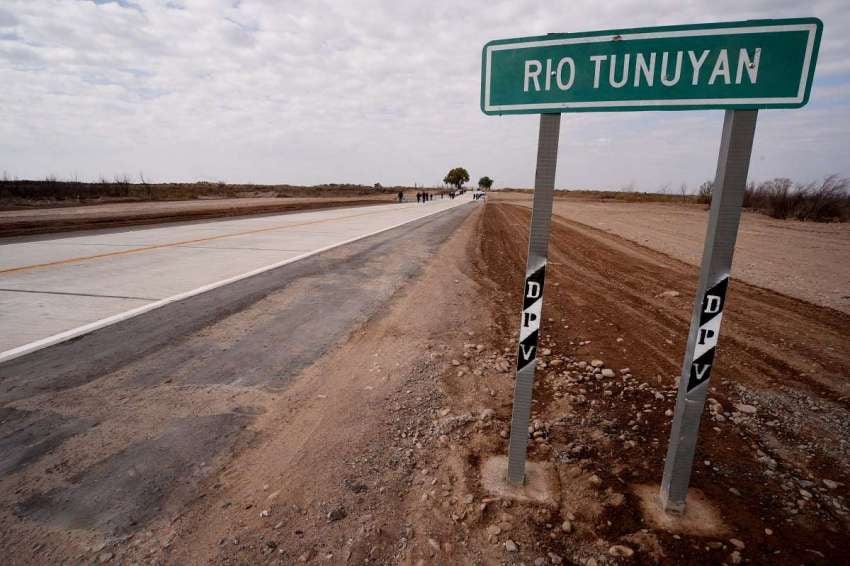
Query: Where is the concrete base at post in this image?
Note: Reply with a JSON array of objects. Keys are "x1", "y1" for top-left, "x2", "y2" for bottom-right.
[
  {"x1": 482, "y1": 455, "x2": 559, "y2": 507},
  {"x1": 635, "y1": 484, "x2": 729, "y2": 537}
]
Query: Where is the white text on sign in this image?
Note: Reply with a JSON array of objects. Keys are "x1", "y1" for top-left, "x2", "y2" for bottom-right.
[{"x1": 523, "y1": 48, "x2": 761, "y2": 92}]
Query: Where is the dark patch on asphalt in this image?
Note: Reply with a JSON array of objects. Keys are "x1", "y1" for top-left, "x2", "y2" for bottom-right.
[
  {"x1": 16, "y1": 412, "x2": 251, "y2": 534},
  {"x1": 0, "y1": 408, "x2": 96, "y2": 476},
  {"x1": 0, "y1": 204, "x2": 473, "y2": 398},
  {"x1": 127, "y1": 209, "x2": 472, "y2": 389}
]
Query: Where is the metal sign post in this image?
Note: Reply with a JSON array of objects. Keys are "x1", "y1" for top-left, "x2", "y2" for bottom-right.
[
  {"x1": 659, "y1": 109, "x2": 757, "y2": 512},
  {"x1": 507, "y1": 113, "x2": 561, "y2": 485},
  {"x1": 481, "y1": 18, "x2": 820, "y2": 501}
]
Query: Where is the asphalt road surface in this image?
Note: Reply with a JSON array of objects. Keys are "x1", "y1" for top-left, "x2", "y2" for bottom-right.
[
  {"x1": 0, "y1": 195, "x2": 470, "y2": 358},
  {"x1": 0, "y1": 202, "x2": 474, "y2": 562}
]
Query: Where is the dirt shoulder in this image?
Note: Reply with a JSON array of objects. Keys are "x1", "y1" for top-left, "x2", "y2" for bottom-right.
[
  {"x1": 0, "y1": 196, "x2": 393, "y2": 238},
  {"x1": 431, "y1": 201, "x2": 847, "y2": 565},
  {"x1": 491, "y1": 192, "x2": 850, "y2": 314}
]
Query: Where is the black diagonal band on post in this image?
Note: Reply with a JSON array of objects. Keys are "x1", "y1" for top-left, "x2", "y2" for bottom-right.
[{"x1": 506, "y1": 113, "x2": 561, "y2": 486}]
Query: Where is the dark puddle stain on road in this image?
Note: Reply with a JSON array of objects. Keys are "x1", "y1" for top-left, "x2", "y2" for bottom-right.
[
  {"x1": 122, "y1": 206, "x2": 473, "y2": 390},
  {"x1": 0, "y1": 205, "x2": 473, "y2": 401},
  {"x1": 16, "y1": 411, "x2": 252, "y2": 534},
  {"x1": 0, "y1": 407, "x2": 96, "y2": 476}
]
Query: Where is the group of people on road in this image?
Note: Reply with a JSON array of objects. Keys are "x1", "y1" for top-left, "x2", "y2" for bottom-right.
[{"x1": 395, "y1": 190, "x2": 463, "y2": 203}]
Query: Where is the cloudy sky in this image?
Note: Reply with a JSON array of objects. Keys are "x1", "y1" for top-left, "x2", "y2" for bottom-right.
[{"x1": 1, "y1": 1, "x2": 848, "y2": 191}]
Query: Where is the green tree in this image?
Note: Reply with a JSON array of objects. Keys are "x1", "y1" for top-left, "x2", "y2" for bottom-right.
[
  {"x1": 443, "y1": 167, "x2": 470, "y2": 190},
  {"x1": 478, "y1": 176, "x2": 493, "y2": 190}
]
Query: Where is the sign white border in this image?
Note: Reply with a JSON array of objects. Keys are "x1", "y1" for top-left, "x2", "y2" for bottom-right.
[{"x1": 483, "y1": 23, "x2": 818, "y2": 112}]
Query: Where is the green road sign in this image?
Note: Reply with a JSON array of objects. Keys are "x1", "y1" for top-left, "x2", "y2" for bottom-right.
[{"x1": 481, "y1": 18, "x2": 822, "y2": 114}]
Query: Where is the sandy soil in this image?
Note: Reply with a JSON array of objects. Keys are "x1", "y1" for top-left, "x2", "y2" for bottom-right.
[
  {"x1": 492, "y1": 193, "x2": 850, "y2": 314},
  {"x1": 0, "y1": 196, "x2": 393, "y2": 237}
]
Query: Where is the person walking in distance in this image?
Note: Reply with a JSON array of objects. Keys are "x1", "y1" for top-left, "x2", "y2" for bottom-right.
[
  {"x1": 397, "y1": 190, "x2": 403, "y2": 203},
  {"x1": 416, "y1": 192, "x2": 421, "y2": 203}
]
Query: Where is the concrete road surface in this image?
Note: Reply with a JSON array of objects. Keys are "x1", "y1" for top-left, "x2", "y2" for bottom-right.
[{"x1": 0, "y1": 196, "x2": 471, "y2": 358}]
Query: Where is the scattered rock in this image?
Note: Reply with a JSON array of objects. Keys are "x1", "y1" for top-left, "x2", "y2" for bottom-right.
[
  {"x1": 657, "y1": 290, "x2": 680, "y2": 298},
  {"x1": 487, "y1": 524, "x2": 502, "y2": 537},
  {"x1": 344, "y1": 479, "x2": 368, "y2": 493},
  {"x1": 542, "y1": 348, "x2": 553, "y2": 356},
  {"x1": 601, "y1": 369, "x2": 616, "y2": 378},
  {"x1": 729, "y1": 538, "x2": 745, "y2": 550},
  {"x1": 735, "y1": 404, "x2": 757, "y2": 414},
  {"x1": 561, "y1": 519, "x2": 573, "y2": 533},
  {"x1": 590, "y1": 359, "x2": 605, "y2": 368},
  {"x1": 505, "y1": 539, "x2": 518, "y2": 552},
  {"x1": 548, "y1": 551, "x2": 564, "y2": 564},
  {"x1": 97, "y1": 552, "x2": 114, "y2": 564},
  {"x1": 327, "y1": 506, "x2": 347, "y2": 522},
  {"x1": 823, "y1": 479, "x2": 840, "y2": 490},
  {"x1": 729, "y1": 550, "x2": 742, "y2": 564},
  {"x1": 608, "y1": 545, "x2": 634, "y2": 557},
  {"x1": 480, "y1": 408, "x2": 495, "y2": 421}
]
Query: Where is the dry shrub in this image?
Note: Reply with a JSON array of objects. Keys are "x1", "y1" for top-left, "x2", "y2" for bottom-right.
[
  {"x1": 693, "y1": 175, "x2": 848, "y2": 222},
  {"x1": 748, "y1": 175, "x2": 849, "y2": 221},
  {"x1": 697, "y1": 181, "x2": 713, "y2": 204}
]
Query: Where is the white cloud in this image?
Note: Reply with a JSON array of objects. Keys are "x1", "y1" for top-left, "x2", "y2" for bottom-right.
[{"x1": 0, "y1": 0, "x2": 848, "y2": 190}]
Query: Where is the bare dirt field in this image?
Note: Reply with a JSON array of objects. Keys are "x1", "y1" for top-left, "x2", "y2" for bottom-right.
[
  {"x1": 461, "y1": 202, "x2": 849, "y2": 564},
  {"x1": 492, "y1": 192, "x2": 850, "y2": 314},
  {"x1": 0, "y1": 196, "x2": 394, "y2": 238},
  {"x1": 1, "y1": 201, "x2": 847, "y2": 565}
]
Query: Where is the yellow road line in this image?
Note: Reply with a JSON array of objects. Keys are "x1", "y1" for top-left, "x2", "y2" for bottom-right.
[{"x1": 0, "y1": 204, "x2": 421, "y2": 275}]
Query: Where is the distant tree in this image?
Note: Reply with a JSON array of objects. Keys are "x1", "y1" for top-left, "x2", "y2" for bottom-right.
[
  {"x1": 443, "y1": 167, "x2": 470, "y2": 190},
  {"x1": 478, "y1": 176, "x2": 493, "y2": 190}
]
